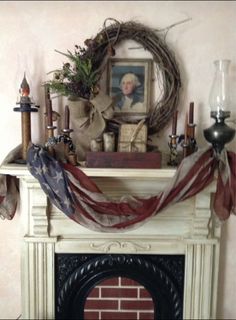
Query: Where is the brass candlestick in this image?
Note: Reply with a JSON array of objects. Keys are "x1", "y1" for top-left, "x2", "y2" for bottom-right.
[{"x1": 13, "y1": 73, "x2": 39, "y2": 163}]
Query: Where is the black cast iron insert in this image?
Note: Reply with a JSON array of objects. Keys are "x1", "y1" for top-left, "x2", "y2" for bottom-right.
[{"x1": 55, "y1": 253, "x2": 185, "y2": 320}]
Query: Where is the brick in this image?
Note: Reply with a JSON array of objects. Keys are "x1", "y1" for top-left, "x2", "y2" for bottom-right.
[
  {"x1": 85, "y1": 299, "x2": 118, "y2": 310},
  {"x1": 84, "y1": 311, "x2": 99, "y2": 320},
  {"x1": 101, "y1": 288, "x2": 138, "y2": 298},
  {"x1": 87, "y1": 287, "x2": 99, "y2": 298},
  {"x1": 98, "y1": 277, "x2": 119, "y2": 286},
  {"x1": 139, "y1": 288, "x2": 153, "y2": 299},
  {"x1": 101, "y1": 311, "x2": 138, "y2": 320},
  {"x1": 139, "y1": 312, "x2": 155, "y2": 320},
  {"x1": 121, "y1": 300, "x2": 154, "y2": 310},
  {"x1": 120, "y1": 277, "x2": 141, "y2": 287}
]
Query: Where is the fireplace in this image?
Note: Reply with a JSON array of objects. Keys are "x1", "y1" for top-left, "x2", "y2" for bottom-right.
[
  {"x1": 55, "y1": 253, "x2": 185, "y2": 319},
  {"x1": 0, "y1": 164, "x2": 221, "y2": 319}
]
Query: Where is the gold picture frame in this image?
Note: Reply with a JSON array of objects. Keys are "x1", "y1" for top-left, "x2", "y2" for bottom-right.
[{"x1": 107, "y1": 58, "x2": 152, "y2": 117}]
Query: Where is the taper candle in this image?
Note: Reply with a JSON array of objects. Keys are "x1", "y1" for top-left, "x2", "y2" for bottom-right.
[
  {"x1": 47, "y1": 101, "x2": 53, "y2": 127},
  {"x1": 172, "y1": 110, "x2": 178, "y2": 135},
  {"x1": 184, "y1": 112, "x2": 188, "y2": 144},
  {"x1": 189, "y1": 102, "x2": 194, "y2": 124},
  {"x1": 64, "y1": 105, "x2": 70, "y2": 130}
]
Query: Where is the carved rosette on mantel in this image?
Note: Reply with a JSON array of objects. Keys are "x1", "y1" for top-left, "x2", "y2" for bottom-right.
[{"x1": 0, "y1": 162, "x2": 221, "y2": 320}]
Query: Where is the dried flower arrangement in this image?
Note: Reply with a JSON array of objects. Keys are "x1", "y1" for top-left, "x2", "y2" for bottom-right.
[{"x1": 46, "y1": 18, "x2": 184, "y2": 134}]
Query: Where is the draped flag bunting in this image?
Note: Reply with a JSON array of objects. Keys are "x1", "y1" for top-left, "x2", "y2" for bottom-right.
[
  {"x1": 0, "y1": 174, "x2": 18, "y2": 220},
  {"x1": 23, "y1": 145, "x2": 235, "y2": 232},
  {"x1": 0, "y1": 145, "x2": 235, "y2": 230}
]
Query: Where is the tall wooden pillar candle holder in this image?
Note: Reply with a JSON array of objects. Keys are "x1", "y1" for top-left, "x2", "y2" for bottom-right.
[{"x1": 13, "y1": 74, "x2": 39, "y2": 163}]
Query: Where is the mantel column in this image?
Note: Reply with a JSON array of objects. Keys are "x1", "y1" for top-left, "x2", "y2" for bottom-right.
[
  {"x1": 19, "y1": 176, "x2": 58, "y2": 319},
  {"x1": 22, "y1": 238, "x2": 57, "y2": 319},
  {"x1": 184, "y1": 241, "x2": 220, "y2": 319}
]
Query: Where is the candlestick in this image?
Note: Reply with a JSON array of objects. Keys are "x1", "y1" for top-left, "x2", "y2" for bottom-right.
[
  {"x1": 184, "y1": 112, "x2": 188, "y2": 144},
  {"x1": 182, "y1": 112, "x2": 189, "y2": 158},
  {"x1": 172, "y1": 110, "x2": 178, "y2": 135},
  {"x1": 189, "y1": 102, "x2": 194, "y2": 124},
  {"x1": 13, "y1": 73, "x2": 39, "y2": 163},
  {"x1": 46, "y1": 99, "x2": 56, "y2": 156},
  {"x1": 64, "y1": 105, "x2": 70, "y2": 130},
  {"x1": 61, "y1": 105, "x2": 74, "y2": 162},
  {"x1": 47, "y1": 100, "x2": 53, "y2": 127}
]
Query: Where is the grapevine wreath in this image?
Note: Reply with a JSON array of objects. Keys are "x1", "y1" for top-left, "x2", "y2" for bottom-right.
[{"x1": 48, "y1": 18, "x2": 182, "y2": 135}]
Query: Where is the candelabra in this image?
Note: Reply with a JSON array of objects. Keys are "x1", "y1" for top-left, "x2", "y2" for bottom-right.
[{"x1": 203, "y1": 60, "x2": 235, "y2": 155}]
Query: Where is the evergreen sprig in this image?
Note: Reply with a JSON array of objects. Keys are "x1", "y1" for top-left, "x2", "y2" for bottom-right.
[{"x1": 46, "y1": 45, "x2": 100, "y2": 100}]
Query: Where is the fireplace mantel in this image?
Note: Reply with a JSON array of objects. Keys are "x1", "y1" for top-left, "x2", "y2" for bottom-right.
[{"x1": 0, "y1": 163, "x2": 221, "y2": 320}]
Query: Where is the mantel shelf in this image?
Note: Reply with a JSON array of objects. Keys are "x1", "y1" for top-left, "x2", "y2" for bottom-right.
[{"x1": 0, "y1": 162, "x2": 176, "y2": 179}]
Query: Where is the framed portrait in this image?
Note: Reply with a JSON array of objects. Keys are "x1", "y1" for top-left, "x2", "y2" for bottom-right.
[{"x1": 107, "y1": 58, "x2": 152, "y2": 116}]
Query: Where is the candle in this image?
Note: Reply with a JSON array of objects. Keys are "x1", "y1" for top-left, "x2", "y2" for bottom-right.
[
  {"x1": 47, "y1": 100, "x2": 53, "y2": 127},
  {"x1": 184, "y1": 112, "x2": 188, "y2": 144},
  {"x1": 64, "y1": 105, "x2": 70, "y2": 130},
  {"x1": 189, "y1": 102, "x2": 194, "y2": 124},
  {"x1": 172, "y1": 110, "x2": 178, "y2": 135}
]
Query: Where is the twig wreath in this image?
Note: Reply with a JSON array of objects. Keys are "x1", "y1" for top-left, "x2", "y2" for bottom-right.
[
  {"x1": 48, "y1": 18, "x2": 185, "y2": 135},
  {"x1": 90, "y1": 18, "x2": 182, "y2": 134}
]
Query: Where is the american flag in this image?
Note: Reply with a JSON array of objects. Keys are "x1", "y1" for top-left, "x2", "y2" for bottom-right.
[
  {"x1": 25, "y1": 144, "x2": 236, "y2": 232},
  {"x1": 0, "y1": 174, "x2": 18, "y2": 220}
]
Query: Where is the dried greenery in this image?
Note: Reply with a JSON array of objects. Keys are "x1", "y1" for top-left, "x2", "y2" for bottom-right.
[{"x1": 46, "y1": 46, "x2": 100, "y2": 100}]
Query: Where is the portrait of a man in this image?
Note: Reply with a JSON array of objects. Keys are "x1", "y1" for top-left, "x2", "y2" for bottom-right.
[
  {"x1": 115, "y1": 72, "x2": 144, "y2": 112},
  {"x1": 107, "y1": 59, "x2": 151, "y2": 115}
]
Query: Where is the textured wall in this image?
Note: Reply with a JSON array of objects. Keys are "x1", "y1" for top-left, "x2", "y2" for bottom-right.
[{"x1": 0, "y1": 1, "x2": 235, "y2": 319}]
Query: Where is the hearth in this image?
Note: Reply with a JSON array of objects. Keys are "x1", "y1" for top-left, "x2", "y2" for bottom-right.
[{"x1": 55, "y1": 254, "x2": 185, "y2": 320}]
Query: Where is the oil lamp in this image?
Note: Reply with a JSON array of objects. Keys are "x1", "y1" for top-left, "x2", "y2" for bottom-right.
[{"x1": 203, "y1": 60, "x2": 235, "y2": 155}]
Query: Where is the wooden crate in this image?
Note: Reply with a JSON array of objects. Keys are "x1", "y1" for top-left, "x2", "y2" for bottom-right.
[{"x1": 86, "y1": 152, "x2": 162, "y2": 169}]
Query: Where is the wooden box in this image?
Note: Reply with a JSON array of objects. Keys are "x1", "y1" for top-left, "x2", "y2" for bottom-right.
[{"x1": 86, "y1": 152, "x2": 162, "y2": 169}]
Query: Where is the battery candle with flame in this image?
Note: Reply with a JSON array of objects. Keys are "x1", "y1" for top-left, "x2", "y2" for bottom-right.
[{"x1": 13, "y1": 73, "x2": 39, "y2": 163}]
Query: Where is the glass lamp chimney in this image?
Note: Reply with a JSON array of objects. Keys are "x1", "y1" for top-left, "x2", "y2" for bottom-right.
[{"x1": 209, "y1": 59, "x2": 231, "y2": 116}]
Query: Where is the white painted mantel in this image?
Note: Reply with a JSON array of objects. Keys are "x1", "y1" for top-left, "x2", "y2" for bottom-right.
[{"x1": 0, "y1": 163, "x2": 221, "y2": 320}]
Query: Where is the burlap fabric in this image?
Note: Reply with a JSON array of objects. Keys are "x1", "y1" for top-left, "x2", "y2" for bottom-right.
[{"x1": 68, "y1": 91, "x2": 114, "y2": 161}]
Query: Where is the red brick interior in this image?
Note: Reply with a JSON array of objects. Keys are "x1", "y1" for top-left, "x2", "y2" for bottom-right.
[{"x1": 84, "y1": 277, "x2": 154, "y2": 320}]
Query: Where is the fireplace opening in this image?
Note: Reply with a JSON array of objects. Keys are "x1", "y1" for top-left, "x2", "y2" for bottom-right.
[
  {"x1": 55, "y1": 254, "x2": 185, "y2": 320},
  {"x1": 84, "y1": 276, "x2": 155, "y2": 320}
]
